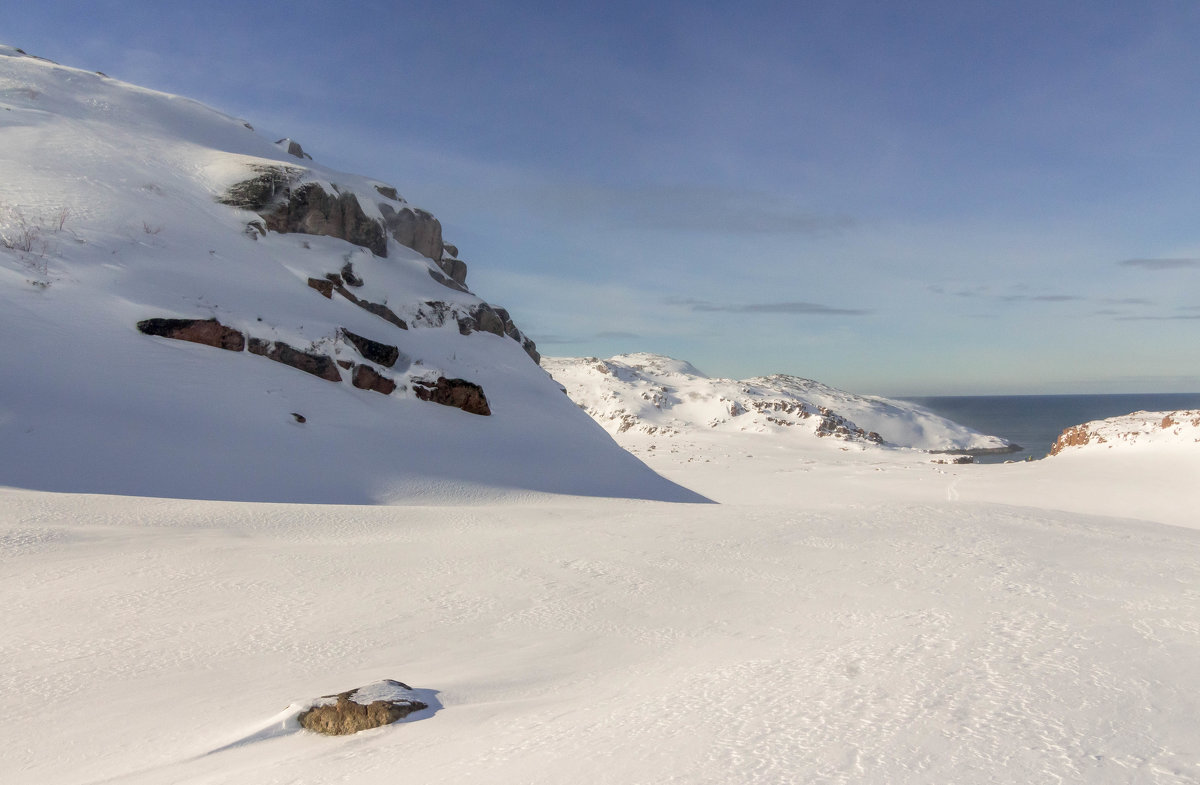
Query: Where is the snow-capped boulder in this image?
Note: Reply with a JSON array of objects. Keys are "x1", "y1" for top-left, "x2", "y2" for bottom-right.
[
  {"x1": 1050, "y1": 410, "x2": 1200, "y2": 455},
  {"x1": 297, "y1": 680, "x2": 428, "y2": 736}
]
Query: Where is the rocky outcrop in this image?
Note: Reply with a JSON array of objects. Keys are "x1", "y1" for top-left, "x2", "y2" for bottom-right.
[
  {"x1": 378, "y1": 203, "x2": 442, "y2": 261},
  {"x1": 413, "y1": 377, "x2": 491, "y2": 416},
  {"x1": 219, "y1": 165, "x2": 302, "y2": 211},
  {"x1": 137, "y1": 318, "x2": 245, "y2": 351},
  {"x1": 1050, "y1": 409, "x2": 1200, "y2": 455},
  {"x1": 351, "y1": 364, "x2": 397, "y2": 395},
  {"x1": 264, "y1": 183, "x2": 387, "y2": 257},
  {"x1": 297, "y1": 680, "x2": 427, "y2": 736},
  {"x1": 248, "y1": 337, "x2": 341, "y2": 382},
  {"x1": 436, "y1": 256, "x2": 468, "y2": 286},
  {"x1": 340, "y1": 328, "x2": 399, "y2": 367},
  {"x1": 274, "y1": 138, "x2": 313, "y2": 160}
]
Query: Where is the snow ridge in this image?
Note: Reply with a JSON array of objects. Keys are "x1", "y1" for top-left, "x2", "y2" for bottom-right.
[{"x1": 545, "y1": 353, "x2": 1011, "y2": 453}]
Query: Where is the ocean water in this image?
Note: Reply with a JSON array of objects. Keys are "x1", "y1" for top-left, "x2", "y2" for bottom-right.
[{"x1": 901, "y1": 393, "x2": 1200, "y2": 463}]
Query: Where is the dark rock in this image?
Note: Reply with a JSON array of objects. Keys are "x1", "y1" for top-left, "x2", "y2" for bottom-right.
[
  {"x1": 291, "y1": 412, "x2": 307, "y2": 423},
  {"x1": 341, "y1": 261, "x2": 364, "y2": 287},
  {"x1": 336, "y1": 359, "x2": 353, "y2": 370},
  {"x1": 378, "y1": 203, "x2": 442, "y2": 261},
  {"x1": 307, "y1": 277, "x2": 334, "y2": 298},
  {"x1": 374, "y1": 184, "x2": 401, "y2": 201},
  {"x1": 341, "y1": 328, "x2": 399, "y2": 367},
  {"x1": 352, "y1": 364, "x2": 397, "y2": 395},
  {"x1": 275, "y1": 138, "x2": 313, "y2": 160},
  {"x1": 436, "y1": 256, "x2": 468, "y2": 285},
  {"x1": 428, "y1": 267, "x2": 469, "y2": 292},
  {"x1": 442, "y1": 242, "x2": 459, "y2": 258},
  {"x1": 324, "y1": 272, "x2": 344, "y2": 286},
  {"x1": 137, "y1": 318, "x2": 245, "y2": 352},
  {"x1": 354, "y1": 298, "x2": 409, "y2": 330},
  {"x1": 297, "y1": 680, "x2": 427, "y2": 736},
  {"x1": 265, "y1": 183, "x2": 387, "y2": 257},
  {"x1": 218, "y1": 165, "x2": 302, "y2": 211},
  {"x1": 412, "y1": 377, "x2": 491, "y2": 416},
  {"x1": 248, "y1": 337, "x2": 341, "y2": 382}
]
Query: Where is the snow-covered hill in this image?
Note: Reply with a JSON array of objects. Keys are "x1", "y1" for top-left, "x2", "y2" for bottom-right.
[
  {"x1": 1050, "y1": 409, "x2": 1200, "y2": 455},
  {"x1": 0, "y1": 46, "x2": 702, "y2": 504},
  {"x1": 545, "y1": 353, "x2": 1012, "y2": 457}
]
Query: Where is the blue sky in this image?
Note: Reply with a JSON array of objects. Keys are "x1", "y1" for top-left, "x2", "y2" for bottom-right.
[{"x1": 10, "y1": 1, "x2": 1200, "y2": 393}]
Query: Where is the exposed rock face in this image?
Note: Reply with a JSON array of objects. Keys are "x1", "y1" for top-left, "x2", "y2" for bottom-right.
[
  {"x1": 413, "y1": 377, "x2": 491, "y2": 416},
  {"x1": 137, "y1": 318, "x2": 245, "y2": 351},
  {"x1": 374, "y1": 184, "x2": 401, "y2": 201},
  {"x1": 1050, "y1": 409, "x2": 1200, "y2": 455},
  {"x1": 218, "y1": 165, "x2": 302, "y2": 211},
  {"x1": 378, "y1": 203, "x2": 442, "y2": 261},
  {"x1": 297, "y1": 680, "x2": 428, "y2": 736},
  {"x1": 340, "y1": 328, "x2": 399, "y2": 367},
  {"x1": 307, "y1": 277, "x2": 334, "y2": 298},
  {"x1": 274, "y1": 138, "x2": 313, "y2": 160},
  {"x1": 352, "y1": 364, "x2": 397, "y2": 395},
  {"x1": 436, "y1": 256, "x2": 468, "y2": 286},
  {"x1": 265, "y1": 183, "x2": 387, "y2": 257},
  {"x1": 248, "y1": 337, "x2": 341, "y2": 382}
]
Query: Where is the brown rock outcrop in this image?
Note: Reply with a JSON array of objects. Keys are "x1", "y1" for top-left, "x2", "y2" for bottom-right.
[
  {"x1": 340, "y1": 328, "x2": 399, "y2": 367},
  {"x1": 265, "y1": 183, "x2": 387, "y2": 257},
  {"x1": 351, "y1": 364, "x2": 397, "y2": 395},
  {"x1": 379, "y1": 203, "x2": 442, "y2": 261},
  {"x1": 137, "y1": 318, "x2": 245, "y2": 352},
  {"x1": 412, "y1": 377, "x2": 491, "y2": 416},
  {"x1": 247, "y1": 337, "x2": 341, "y2": 382}
]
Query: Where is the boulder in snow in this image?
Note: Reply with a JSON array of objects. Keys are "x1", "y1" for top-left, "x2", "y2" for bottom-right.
[{"x1": 297, "y1": 680, "x2": 427, "y2": 736}]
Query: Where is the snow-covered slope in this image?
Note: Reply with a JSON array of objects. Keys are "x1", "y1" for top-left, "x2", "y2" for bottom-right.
[
  {"x1": 1050, "y1": 409, "x2": 1200, "y2": 455},
  {"x1": 545, "y1": 353, "x2": 1011, "y2": 456},
  {"x1": 0, "y1": 46, "x2": 702, "y2": 504}
]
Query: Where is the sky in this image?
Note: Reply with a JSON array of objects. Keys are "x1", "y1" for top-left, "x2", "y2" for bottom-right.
[{"x1": 8, "y1": 0, "x2": 1200, "y2": 394}]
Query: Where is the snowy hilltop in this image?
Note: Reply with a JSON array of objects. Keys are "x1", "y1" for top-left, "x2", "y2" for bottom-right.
[
  {"x1": 545, "y1": 353, "x2": 1012, "y2": 456},
  {"x1": 1050, "y1": 410, "x2": 1200, "y2": 455},
  {"x1": 0, "y1": 45, "x2": 702, "y2": 503}
]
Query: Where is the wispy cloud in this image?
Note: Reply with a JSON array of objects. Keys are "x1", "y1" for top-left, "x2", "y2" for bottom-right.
[
  {"x1": 999, "y1": 294, "x2": 1083, "y2": 302},
  {"x1": 1114, "y1": 314, "x2": 1200, "y2": 321},
  {"x1": 1118, "y1": 258, "x2": 1200, "y2": 270},
  {"x1": 669, "y1": 297, "x2": 871, "y2": 315},
  {"x1": 595, "y1": 330, "x2": 641, "y2": 339}
]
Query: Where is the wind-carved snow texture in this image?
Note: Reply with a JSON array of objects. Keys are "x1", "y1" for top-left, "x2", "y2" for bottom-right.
[
  {"x1": 0, "y1": 45, "x2": 700, "y2": 504},
  {"x1": 2, "y1": 483, "x2": 1198, "y2": 784},
  {"x1": 545, "y1": 353, "x2": 1012, "y2": 458}
]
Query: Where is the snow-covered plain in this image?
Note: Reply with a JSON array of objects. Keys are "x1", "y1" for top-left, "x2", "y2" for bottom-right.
[
  {"x1": 4, "y1": 438, "x2": 1199, "y2": 784},
  {"x1": 4, "y1": 45, "x2": 1200, "y2": 785}
]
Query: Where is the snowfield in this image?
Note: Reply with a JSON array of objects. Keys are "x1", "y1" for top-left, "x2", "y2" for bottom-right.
[
  {"x1": 3, "y1": 44, "x2": 1200, "y2": 785},
  {"x1": 4, "y1": 440, "x2": 1199, "y2": 785}
]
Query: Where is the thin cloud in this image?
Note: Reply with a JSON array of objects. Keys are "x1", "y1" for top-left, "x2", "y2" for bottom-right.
[
  {"x1": 670, "y1": 298, "x2": 871, "y2": 316},
  {"x1": 1118, "y1": 258, "x2": 1200, "y2": 270},
  {"x1": 595, "y1": 330, "x2": 641, "y2": 339},
  {"x1": 1114, "y1": 314, "x2": 1200, "y2": 321},
  {"x1": 999, "y1": 294, "x2": 1084, "y2": 303}
]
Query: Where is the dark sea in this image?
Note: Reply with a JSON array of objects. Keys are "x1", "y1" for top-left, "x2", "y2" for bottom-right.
[{"x1": 899, "y1": 393, "x2": 1200, "y2": 464}]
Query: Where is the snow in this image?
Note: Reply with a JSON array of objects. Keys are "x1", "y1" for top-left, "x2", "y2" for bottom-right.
[
  {"x1": 544, "y1": 353, "x2": 1013, "y2": 454},
  {"x1": 3, "y1": 44, "x2": 1200, "y2": 785},
  {"x1": 0, "y1": 46, "x2": 699, "y2": 505}
]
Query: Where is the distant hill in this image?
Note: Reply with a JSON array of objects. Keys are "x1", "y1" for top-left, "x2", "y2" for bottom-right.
[{"x1": 545, "y1": 353, "x2": 1011, "y2": 455}]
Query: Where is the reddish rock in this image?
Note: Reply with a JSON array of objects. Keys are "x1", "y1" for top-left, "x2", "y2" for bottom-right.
[
  {"x1": 137, "y1": 318, "x2": 245, "y2": 351},
  {"x1": 352, "y1": 364, "x2": 397, "y2": 395},
  {"x1": 412, "y1": 377, "x2": 491, "y2": 416},
  {"x1": 307, "y1": 277, "x2": 334, "y2": 298},
  {"x1": 340, "y1": 328, "x2": 399, "y2": 367},
  {"x1": 248, "y1": 337, "x2": 341, "y2": 382}
]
